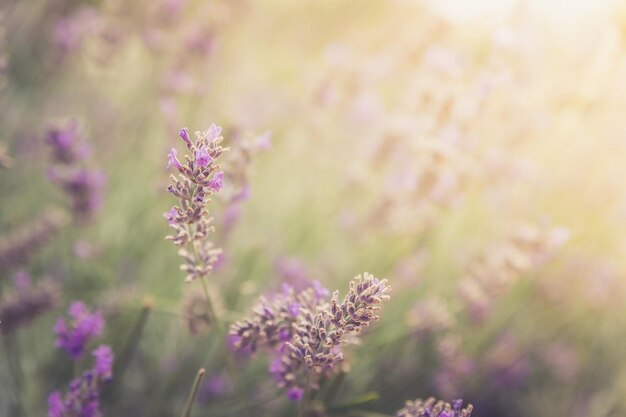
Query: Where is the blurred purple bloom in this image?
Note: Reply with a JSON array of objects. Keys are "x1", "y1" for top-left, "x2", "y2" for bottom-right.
[
  {"x1": 255, "y1": 131, "x2": 272, "y2": 150},
  {"x1": 312, "y1": 280, "x2": 330, "y2": 299},
  {"x1": 47, "y1": 392, "x2": 64, "y2": 417},
  {"x1": 54, "y1": 301, "x2": 104, "y2": 359},
  {"x1": 164, "y1": 207, "x2": 178, "y2": 225},
  {"x1": 206, "y1": 124, "x2": 222, "y2": 142},
  {"x1": 0, "y1": 272, "x2": 59, "y2": 335},
  {"x1": 198, "y1": 373, "x2": 233, "y2": 403},
  {"x1": 93, "y1": 345, "x2": 114, "y2": 381},
  {"x1": 48, "y1": 346, "x2": 114, "y2": 417},
  {"x1": 287, "y1": 387, "x2": 303, "y2": 402},
  {"x1": 208, "y1": 171, "x2": 224, "y2": 191}
]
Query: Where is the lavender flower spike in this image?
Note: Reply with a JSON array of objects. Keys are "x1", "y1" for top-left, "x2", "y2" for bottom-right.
[
  {"x1": 396, "y1": 397, "x2": 474, "y2": 417},
  {"x1": 231, "y1": 273, "x2": 390, "y2": 398},
  {"x1": 48, "y1": 345, "x2": 115, "y2": 417},
  {"x1": 165, "y1": 124, "x2": 228, "y2": 282},
  {"x1": 54, "y1": 301, "x2": 104, "y2": 359}
]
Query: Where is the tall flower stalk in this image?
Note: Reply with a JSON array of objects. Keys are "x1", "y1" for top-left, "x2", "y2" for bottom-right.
[
  {"x1": 164, "y1": 124, "x2": 249, "y2": 411},
  {"x1": 165, "y1": 124, "x2": 226, "y2": 321}
]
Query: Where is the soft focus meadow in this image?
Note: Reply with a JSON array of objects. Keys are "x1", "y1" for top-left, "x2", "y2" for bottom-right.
[{"x1": 2, "y1": 1, "x2": 626, "y2": 416}]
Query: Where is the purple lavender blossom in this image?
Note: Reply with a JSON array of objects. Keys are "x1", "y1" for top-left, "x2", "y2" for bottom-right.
[
  {"x1": 287, "y1": 387, "x2": 303, "y2": 402},
  {"x1": 93, "y1": 345, "x2": 113, "y2": 380},
  {"x1": 179, "y1": 127, "x2": 191, "y2": 146},
  {"x1": 167, "y1": 148, "x2": 183, "y2": 171},
  {"x1": 48, "y1": 345, "x2": 114, "y2": 417},
  {"x1": 231, "y1": 273, "x2": 390, "y2": 399},
  {"x1": 164, "y1": 207, "x2": 178, "y2": 225},
  {"x1": 165, "y1": 125, "x2": 227, "y2": 282},
  {"x1": 208, "y1": 170, "x2": 224, "y2": 191},
  {"x1": 0, "y1": 209, "x2": 68, "y2": 272},
  {"x1": 46, "y1": 122, "x2": 105, "y2": 222},
  {"x1": 54, "y1": 301, "x2": 104, "y2": 359},
  {"x1": 0, "y1": 272, "x2": 60, "y2": 335},
  {"x1": 195, "y1": 147, "x2": 213, "y2": 167},
  {"x1": 197, "y1": 373, "x2": 233, "y2": 404}
]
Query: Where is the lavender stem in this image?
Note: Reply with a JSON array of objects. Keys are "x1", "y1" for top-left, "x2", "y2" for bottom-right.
[{"x1": 180, "y1": 368, "x2": 206, "y2": 417}]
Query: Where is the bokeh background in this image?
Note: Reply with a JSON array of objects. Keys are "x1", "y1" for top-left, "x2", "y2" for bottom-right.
[{"x1": 2, "y1": 1, "x2": 626, "y2": 416}]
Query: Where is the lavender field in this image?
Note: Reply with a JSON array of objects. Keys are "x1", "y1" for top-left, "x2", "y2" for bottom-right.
[{"x1": 2, "y1": 1, "x2": 626, "y2": 417}]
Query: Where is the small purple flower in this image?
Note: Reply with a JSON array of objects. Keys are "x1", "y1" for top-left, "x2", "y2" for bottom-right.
[
  {"x1": 208, "y1": 171, "x2": 224, "y2": 191},
  {"x1": 287, "y1": 387, "x2": 303, "y2": 402},
  {"x1": 288, "y1": 302, "x2": 300, "y2": 317},
  {"x1": 312, "y1": 280, "x2": 330, "y2": 299},
  {"x1": 164, "y1": 207, "x2": 178, "y2": 225},
  {"x1": 167, "y1": 148, "x2": 183, "y2": 171},
  {"x1": 179, "y1": 127, "x2": 191, "y2": 146},
  {"x1": 93, "y1": 345, "x2": 114, "y2": 380},
  {"x1": 206, "y1": 123, "x2": 222, "y2": 142},
  {"x1": 48, "y1": 391, "x2": 64, "y2": 417},
  {"x1": 54, "y1": 301, "x2": 104, "y2": 359},
  {"x1": 279, "y1": 328, "x2": 291, "y2": 342},
  {"x1": 195, "y1": 146, "x2": 212, "y2": 167}
]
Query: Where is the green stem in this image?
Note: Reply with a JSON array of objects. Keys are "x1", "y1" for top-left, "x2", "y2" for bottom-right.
[
  {"x1": 180, "y1": 368, "x2": 206, "y2": 417},
  {"x1": 103, "y1": 298, "x2": 153, "y2": 404},
  {"x1": 323, "y1": 370, "x2": 346, "y2": 407},
  {"x1": 2, "y1": 335, "x2": 23, "y2": 417},
  {"x1": 298, "y1": 371, "x2": 314, "y2": 417}
]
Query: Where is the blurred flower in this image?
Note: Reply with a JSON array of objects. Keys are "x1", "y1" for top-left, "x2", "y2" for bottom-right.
[
  {"x1": 198, "y1": 373, "x2": 233, "y2": 403},
  {"x1": 0, "y1": 272, "x2": 60, "y2": 335},
  {"x1": 181, "y1": 290, "x2": 212, "y2": 336},
  {"x1": 46, "y1": 122, "x2": 106, "y2": 222},
  {"x1": 407, "y1": 297, "x2": 455, "y2": 337},
  {"x1": 54, "y1": 301, "x2": 105, "y2": 359},
  {"x1": 48, "y1": 345, "x2": 114, "y2": 417},
  {"x1": 396, "y1": 397, "x2": 473, "y2": 417},
  {"x1": 484, "y1": 332, "x2": 530, "y2": 388},
  {"x1": 0, "y1": 208, "x2": 68, "y2": 272},
  {"x1": 539, "y1": 341, "x2": 580, "y2": 382},
  {"x1": 458, "y1": 224, "x2": 568, "y2": 323}
]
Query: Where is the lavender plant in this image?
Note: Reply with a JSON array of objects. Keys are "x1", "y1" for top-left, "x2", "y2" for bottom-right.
[
  {"x1": 48, "y1": 345, "x2": 114, "y2": 417},
  {"x1": 54, "y1": 301, "x2": 105, "y2": 360},
  {"x1": 45, "y1": 122, "x2": 105, "y2": 223},
  {"x1": 0, "y1": 272, "x2": 59, "y2": 335},
  {"x1": 0, "y1": 208, "x2": 68, "y2": 273},
  {"x1": 231, "y1": 273, "x2": 391, "y2": 405},
  {"x1": 164, "y1": 124, "x2": 226, "y2": 284}
]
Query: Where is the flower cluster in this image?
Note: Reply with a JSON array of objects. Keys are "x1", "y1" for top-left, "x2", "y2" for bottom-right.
[
  {"x1": 396, "y1": 397, "x2": 473, "y2": 417},
  {"x1": 458, "y1": 224, "x2": 569, "y2": 323},
  {"x1": 0, "y1": 208, "x2": 68, "y2": 272},
  {"x1": 0, "y1": 272, "x2": 60, "y2": 335},
  {"x1": 231, "y1": 273, "x2": 390, "y2": 399},
  {"x1": 165, "y1": 124, "x2": 227, "y2": 282},
  {"x1": 230, "y1": 283, "x2": 327, "y2": 353},
  {"x1": 54, "y1": 301, "x2": 105, "y2": 359},
  {"x1": 48, "y1": 345, "x2": 114, "y2": 417},
  {"x1": 46, "y1": 122, "x2": 106, "y2": 222}
]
